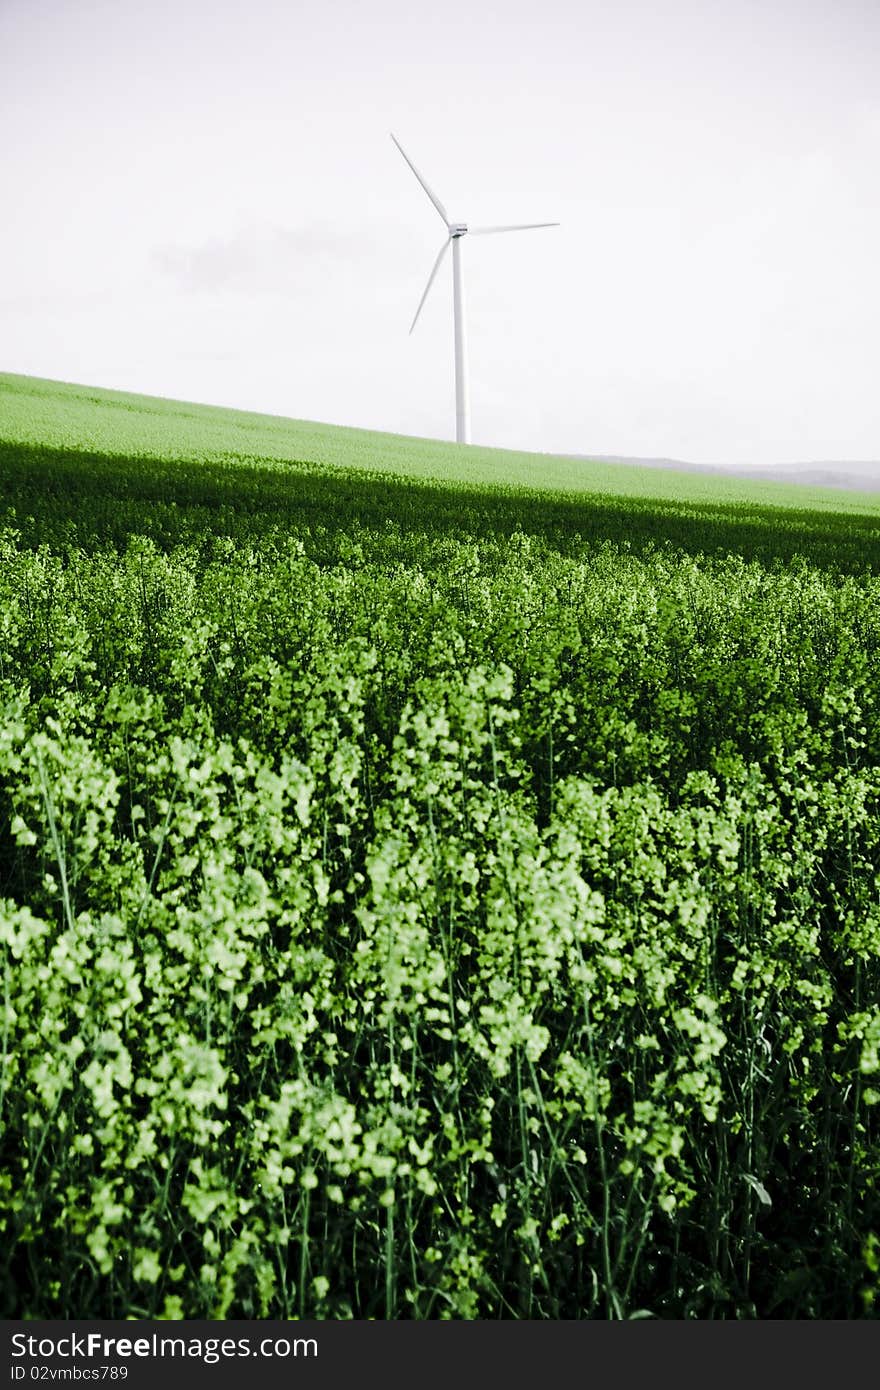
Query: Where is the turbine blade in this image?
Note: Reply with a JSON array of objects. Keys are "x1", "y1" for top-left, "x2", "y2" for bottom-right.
[
  {"x1": 391, "y1": 132, "x2": 449, "y2": 226},
  {"x1": 468, "y1": 222, "x2": 560, "y2": 235},
  {"x1": 410, "y1": 238, "x2": 451, "y2": 334}
]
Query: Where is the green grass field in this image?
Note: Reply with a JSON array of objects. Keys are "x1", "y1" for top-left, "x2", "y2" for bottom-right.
[{"x1": 2, "y1": 371, "x2": 880, "y2": 1319}]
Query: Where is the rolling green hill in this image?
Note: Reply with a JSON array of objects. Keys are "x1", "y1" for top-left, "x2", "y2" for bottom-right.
[
  {"x1": 2, "y1": 368, "x2": 880, "y2": 510},
  {"x1": 2, "y1": 371, "x2": 880, "y2": 570}
]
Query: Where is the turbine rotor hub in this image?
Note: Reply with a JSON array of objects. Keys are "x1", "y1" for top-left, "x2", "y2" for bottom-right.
[{"x1": 449, "y1": 222, "x2": 468, "y2": 237}]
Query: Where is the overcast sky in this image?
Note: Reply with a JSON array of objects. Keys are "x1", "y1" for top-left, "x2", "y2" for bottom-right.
[{"x1": 2, "y1": 0, "x2": 878, "y2": 465}]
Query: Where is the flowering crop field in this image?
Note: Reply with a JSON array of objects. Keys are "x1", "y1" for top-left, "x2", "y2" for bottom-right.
[{"x1": 2, "y1": 372, "x2": 880, "y2": 1319}]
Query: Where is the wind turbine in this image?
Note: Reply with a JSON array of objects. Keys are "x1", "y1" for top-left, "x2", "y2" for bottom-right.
[{"x1": 391, "y1": 132, "x2": 559, "y2": 445}]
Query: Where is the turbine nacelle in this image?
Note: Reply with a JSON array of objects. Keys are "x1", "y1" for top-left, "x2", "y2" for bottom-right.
[{"x1": 448, "y1": 223, "x2": 468, "y2": 238}]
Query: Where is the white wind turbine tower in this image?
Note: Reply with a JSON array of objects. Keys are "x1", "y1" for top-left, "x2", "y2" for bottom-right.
[{"x1": 392, "y1": 133, "x2": 559, "y2": 445}]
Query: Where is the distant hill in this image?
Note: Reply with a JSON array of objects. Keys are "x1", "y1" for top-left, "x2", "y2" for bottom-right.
[{"x1": 569, "y1": 454, "x2": 880, "y2": 492}]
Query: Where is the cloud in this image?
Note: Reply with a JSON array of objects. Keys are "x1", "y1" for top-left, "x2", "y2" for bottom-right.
[
  {"x1": 0, "y1": 288, "x2": 118, "y2": 313},
  {"x1": 153, "y1": 221, "x2": 385, "y2": 294}
]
